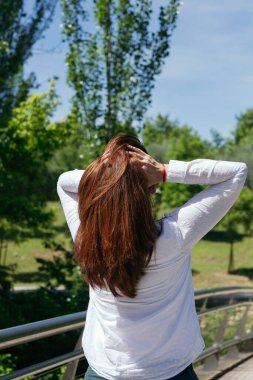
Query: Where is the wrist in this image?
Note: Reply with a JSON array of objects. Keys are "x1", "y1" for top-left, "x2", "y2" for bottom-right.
[
  {"x1": 157, "y1": 163, "x2": 166, "y2": 183},
  {"x1": 161, "y1": 163, "x2": 167, "y2": 182}
]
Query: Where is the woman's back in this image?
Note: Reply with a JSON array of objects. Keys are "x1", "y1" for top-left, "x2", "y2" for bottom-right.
[
  {"x1": 57, "y1": 139, "x2": 247, "y2": 380},
  {"x1": 83, "y1": 216, "x2": 203, "y2": 379}
]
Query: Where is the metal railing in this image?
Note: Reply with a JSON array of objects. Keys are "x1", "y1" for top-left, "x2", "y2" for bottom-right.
[
  {"x1": 1, "y1": 286, "x2": 253, "y2": 380},
  {"x1": 194, "y1": 286, "x2": 253, "y2": 378}
]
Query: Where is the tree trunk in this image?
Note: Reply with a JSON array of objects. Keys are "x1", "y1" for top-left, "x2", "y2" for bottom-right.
[
  {"x1": 104, "y1": 0, "x2": 113, "y2": 141},
  {"x1": 3, "y1": 241, "x2": 8, "y2": 266},
  {"x1": 228, "y1": 240, "x2": 234, "y2": 274},
  {"x1": 0, "y1": 237, "x2": 3, "y2": 265}
]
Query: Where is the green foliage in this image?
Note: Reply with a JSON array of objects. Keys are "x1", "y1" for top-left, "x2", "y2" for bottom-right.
[
  {"x1": 36, "y1": 237, "x2": 89, "y2": 312},
  {"x1": 199, "y1": 309, "x2": 243, "y2": 350},
  {"x1": 142, "y1": 114, "x2": 179, "y2": 164},
  {"x1": 0, "y1": 0, "x2": 68, "y2": 263},
  {"x1": 219, "y1": 187, "x2": 253, "y2": 237},
  {"x1": 33, "y1": 366, "x2": 69, "y2": 380},
  {"x1": 0, "y1": 0, "x2": 57, "y2": 124},
  {"x1": 211, "y1": 108, "x2": 253, "y2": 272},
  {"x1": 143, "y1": 113, "x2": 253, "y2": 276},
  {"x1": 60, "y1": 0, "x2": 181, "y2": 157},
  {"x1": 214, "y1": 109, "x2": 253, "y2": 189},
  {"x1": 46, "y1": 133, "x2": 86, "y2": 175},
  {"x1": 0, "y1": 288, "x2": 87, "y2": 377},
  {"x1": 0, "y1": 353, "x2": 17, "y2": 376},
  {"x1": 142, "y1": 114, "x2": 214, "y2": 212},
  {"x1": 143, "y1": 113, "x2": 213, "y2": 161},
  {"x1": 166, "y1": 126, "x2": 214, "y2": 161},
  {"x1": 0, "y1": 239, "x2": 88, "y2": 376},
  {"x1": 217, "y1": 187, "x2": 253, "y2": 273},
  {"x1": 234, "y1": 108, "x2": 253, "y2": 145},
  {"x1": 0, "y1": 81, "x2": 73, "y2": 266},
  {"x1": 143, "y1": 114, "x2": 179, "y2": 144},
  {"x1": 36, "y1": 239, "x2": 80, "y2": 289},
  {"x1": 3, "y1": 81, "x2": 62, "y2": 162},
  {"x1": 230, "y1": 142, "x2": 253, "y2": 189},
  {"x1": 0, "y1": 264, "x2": 17, "y2": 294}
]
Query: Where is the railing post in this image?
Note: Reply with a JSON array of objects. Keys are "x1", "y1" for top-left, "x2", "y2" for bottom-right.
[
  {"x1": 235, "y1": 305, "x2": 250, "y2": 339},
  {"x1": 226, "y1": 305, "x2": 250, "y2": 360},
  {"x1": 203, "y1": 353, "x2": 219, "y2": 371},
  {"x1": 242, "y1": 304, "x2": 253, "y2": 352},
  {"x1": 214, "y1": 310, "x2": 229, "y2": 347},
  {"x1": 226, "y1": 345, "x2": 239, "y2": 360},
  {"x1": 63, "y1": 328, "x2": 84, "y2": 380},
  {"x1": 200, "y1": 297, "x2": 208, "y2": 312}
]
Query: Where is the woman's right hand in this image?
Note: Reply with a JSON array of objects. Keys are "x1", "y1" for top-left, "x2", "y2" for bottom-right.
[{"x1": 127, "y1": 145, "x2": 164, "y2": 187}]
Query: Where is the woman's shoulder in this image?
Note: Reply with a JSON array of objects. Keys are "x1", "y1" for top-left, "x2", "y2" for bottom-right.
[{"x1": 155, "y1": 211, "x2": 182, "y2": 243}]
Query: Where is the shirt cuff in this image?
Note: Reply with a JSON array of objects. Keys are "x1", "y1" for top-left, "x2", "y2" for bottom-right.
[{"x1": 166, "y1": 160, "x2": 188, "y2": 184}]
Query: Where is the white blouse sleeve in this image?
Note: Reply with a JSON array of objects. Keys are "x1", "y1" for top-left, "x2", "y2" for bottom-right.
[
  {"x1": 57, "y1": 169, "x2": 85, "y2": 241},
  {"x1": 165, "y1": 159, "x2": 247, "y2": 252}
]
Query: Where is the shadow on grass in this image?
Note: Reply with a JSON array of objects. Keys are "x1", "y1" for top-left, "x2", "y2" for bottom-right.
[
  {"x1": 202, "y1": 230, "x2": 245, "y2": 243},
  {"x1": 19, "y1": 224, "x2": 67, "y2": 240},
  {"x1": 13, "y1": 271, "x2": 48, "y2": 283},
  {"x1": 192, "y1": 269, "x2": 199, "y2": 276},
  {"x1": 230, "y1": 268, "x2": 253, "y2": 280}
]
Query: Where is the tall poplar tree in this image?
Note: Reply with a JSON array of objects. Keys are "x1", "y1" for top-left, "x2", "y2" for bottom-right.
[
  {"x1": 0, "y1": 1, "x2": 67, "y2": 263},
  {"x1": 0, "y1": 0, "x2": 57, "y2": 124},
  {"x1": 61, "y1": 0, "x2": 182, "y2": 159}
]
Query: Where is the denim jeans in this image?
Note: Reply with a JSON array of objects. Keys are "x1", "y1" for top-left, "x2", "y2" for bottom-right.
[{"x1": 84, "y1": 363, "x2": 199, "y2": 380}]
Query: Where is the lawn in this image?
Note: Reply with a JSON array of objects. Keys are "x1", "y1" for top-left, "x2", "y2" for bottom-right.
[
  {"x1": 191, "y1": 236, "x2": 253, "y2": 289},
  {"x1": 6, "y1": 201, "x2": 71, "y2": 286},
  {"x1": 5, "y1": 201, "x2": 253, "y2": 289}
]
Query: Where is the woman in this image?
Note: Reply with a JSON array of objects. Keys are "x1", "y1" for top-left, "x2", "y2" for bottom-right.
[{"x1": 57, "y1": 135, "x2": 247, "y2": 380}]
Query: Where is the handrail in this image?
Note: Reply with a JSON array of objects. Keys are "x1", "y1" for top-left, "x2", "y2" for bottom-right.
[
  {"x1": 194, "y1": 286, "x2": 253, "y2": 295},
  {"x1": 198, "y1": 301, "x2": 253, "y2": 317},
  {"x1": 1, "y1": 287, "x2": 253, "y2": 351},
  {"x1": 1, "y1": 286, "x2": 253, "y2": 380},
  {"x1": 196, "y1": 332, "x2": 253, "y2": 361},
  {"x1": 0, "y1": 311, "x2": 86, "y2": 350},
  {"x1": 194, "y1": 286, "x2": 253, "y2": 300},
  {"x1": 0, "y1": 349, "x2": 84, "y2": 380}
]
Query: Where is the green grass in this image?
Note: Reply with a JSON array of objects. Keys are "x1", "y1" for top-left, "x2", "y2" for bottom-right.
[
  {"x1": 6, "y1": 201, "x2": 71, "y2": 286},
  {"x1": 191, "y1": 235, "x2": 253, "y2": 289},
  {"x1": 4, "y1": 201, "x2": 253, "y2": 289}
]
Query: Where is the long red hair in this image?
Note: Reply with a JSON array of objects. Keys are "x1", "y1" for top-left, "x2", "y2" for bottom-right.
[{"x1": 74, "y1": 135, "x2": 160, "y2": 298}]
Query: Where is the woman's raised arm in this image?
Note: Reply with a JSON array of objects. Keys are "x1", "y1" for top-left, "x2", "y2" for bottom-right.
[
  {"x1": 165, "y1": 159, "x2": 247, "y2": 252},
  {"x1": 57, "y1": 169, "x2": 84, "y2": 241}
]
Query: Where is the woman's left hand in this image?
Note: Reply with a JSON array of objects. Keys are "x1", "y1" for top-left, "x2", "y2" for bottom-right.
[{"x1": 126, "y1": 145, "x2": 164, "y2": 187}]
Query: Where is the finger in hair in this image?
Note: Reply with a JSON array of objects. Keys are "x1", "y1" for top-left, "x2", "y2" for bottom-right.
[
  {"x1": 126, "y1": 145, "x2": 145, "y2": 154},
  {"x1": 128, "y1": 151, "x2": 144, "y2": 159}
]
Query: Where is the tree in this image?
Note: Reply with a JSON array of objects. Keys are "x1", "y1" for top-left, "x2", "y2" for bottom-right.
[
  {"x1": 234, "y1": 108, "x2": 253, "y2": 145},
  {"x1": 142, "y1": 113, "x2": 179, "y2": 163},
  {"x1": 60, "y1": 0, "x2": 182, "y2": 160},
  {"x1": 209, "y1": 111, "x2": 253, "y2": 272},
  {"x1": 0, "y1": 1, "x2": 75, "y2": 262},
  {"x1": 36, "y1": 239, "x2": 80, "y2": 290},
  {"x1": 217, "y1": 187, "x2": 253, "y2": 274},
  {"x1": 0, "y1": 81, "x2": 72, "y2": 263},
  {"x1": 0, "y1": 0, "x2": 57, "y2": 125},
  {"x1": 142, "y1": 114, "x2": 214, "y2": 216},
  {"x1": 161, "y1": 125, "x2": 214, "y2": 210},
  {"x1": 211, "y1": 110, "x2": 253, "y2": 189},
  {"x1": 229, "y1": 143, "x2": 253, "y2": 189},
  {"x1": 229, "y1": 109, "x2": 253, "y2": 189}
]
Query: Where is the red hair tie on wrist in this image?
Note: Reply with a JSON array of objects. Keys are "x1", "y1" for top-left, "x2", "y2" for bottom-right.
[{"x1": 162, "y1": 164, "x2": 166, "y2": 182}]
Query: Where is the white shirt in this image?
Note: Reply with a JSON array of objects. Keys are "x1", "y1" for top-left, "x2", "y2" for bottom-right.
[{"x1": 57, "y1": 159, "x2": 247, "y2": 380}]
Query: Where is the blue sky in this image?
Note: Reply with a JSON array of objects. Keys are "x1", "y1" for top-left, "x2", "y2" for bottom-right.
[{"x1": 24, "y1": 0, "x2": 253, "y2": 141}]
